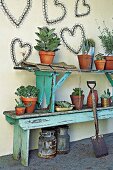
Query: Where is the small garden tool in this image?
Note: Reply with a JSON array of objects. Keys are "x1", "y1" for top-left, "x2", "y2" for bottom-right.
[{"x1": 87, "y1": 81, "x2": 108, "y2": 158}]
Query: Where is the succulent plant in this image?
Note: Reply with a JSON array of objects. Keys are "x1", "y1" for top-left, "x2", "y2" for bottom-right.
[
  {"x1": 55, "y1": 101, "x2": 73, "y2": 108},
  {"x1": 34, "y1": 27, "x2": 61, "y2": 52},
  {"x1": 71, "y1": 88, "x2": 84, "y2": 96},
  {"x1": 101, "y1": 89, "x2": 111, "y2": 99},
  {"x1": 95, "y1": 53, "x2": 105, "y2": 60},
  {"x1": 15, "y1": 98, "x2": 25, "y2": 108},
  {"x1": 15, "y1": 85, "x2": 39, "y2": 98},
  {"x1": 82, "y1": 38, "x2": 95, "y2": 54}
]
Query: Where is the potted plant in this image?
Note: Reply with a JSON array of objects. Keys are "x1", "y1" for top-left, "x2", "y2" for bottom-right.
[
  {"x1": 34, "y1": 27, "x2": 61, "y2": 64},
  {"x1": 15, "y1": 98, "x2": 25, "y2": 115},
  {"x1": 78, "y1": 38, "x2": 95, "y2": 70},
  {"x1": 70, "y1": 88, "x2": 84, "y2": 110},
  {"x1": 94, "y1": 53, "x2": 106, "y2": 70},
  {"x1": 101, "y1": 89, "x2": 111, "y2": 107},
  {"x1": 55, "y1": 101, "x2": 73, "y2": 111},
  {"x1": 98, "y1": 22, "x2": 113, "y2": 70},
  {"x1": 15, "y1": 85, "x2": 39, "y2": 113}
]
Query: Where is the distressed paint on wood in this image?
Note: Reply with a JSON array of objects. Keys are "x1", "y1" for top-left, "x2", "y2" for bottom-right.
[
  {"x1": 4, "y1": 106, "x2": 113, "y2": 119},
  {"x1": 36, "y1": 75, "x2": 45, "y2": 107},
  {"x1": 21, "y1": 129, "x2": 30, "y2": 166},
  {"x1": 45, "y1": 74, "x2": 54, "y2": 106},
  {"x1": 49, "y1": 73, "x2": 57, "y2": 112},
  {"x1": 54, "y1": 72, "x2": 71, "y2": 92},
  {"x1": 18, "y1": 108, "x2": 113, "y2": 130},
  {"x1": 105, "y1": 73, "x2": 113, "y2": 86},
  {"x1": 13, "y1": 125, "x2": 22, "y2": 160}
]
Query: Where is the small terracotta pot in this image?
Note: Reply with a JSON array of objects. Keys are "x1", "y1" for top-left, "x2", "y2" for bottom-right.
[
  {"x1": 21, "y1": 96, "x2": 37, "y2": 113},
  {"x1": 105, "y1": 56, "x2": 113, "y2": 70},
  {"x1": 70, "y1": 95, "x2": 84, "y2": 110},
  {"x1": 101, "y1": 98, "x2": 111, "y2": 107},
  {"x1": 94, "y1": 60, "x2": 106, "y2": 70},
  {"x1": 15, "y1": 107, "x2": 25, "y2": 115},
  {"x1": 39, "y1": 51, "x2": 55, "y2": 64},
  {"x1": 87, "y1": 90, "x2": 98, "y2": 108},
  {"x1": 78, "y1": 54, "x2": 92, "y2": 70}
]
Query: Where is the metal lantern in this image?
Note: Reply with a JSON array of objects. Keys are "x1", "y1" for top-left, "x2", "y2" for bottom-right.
[
  {"x1": 38, "y1": 128, "x2": 57, "y2": 159},
  {"x1": 56, "y1": 125, "x2": 70, "y2": 154}
]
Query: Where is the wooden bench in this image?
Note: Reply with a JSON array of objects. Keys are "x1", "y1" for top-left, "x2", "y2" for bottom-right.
[{"x1": 4, "y1": 106, "x2": 113, "y2": 166}]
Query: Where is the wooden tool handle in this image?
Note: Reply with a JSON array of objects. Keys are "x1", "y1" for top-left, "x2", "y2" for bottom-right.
[{"x1": 92, "y1": 88, "x2": 99, "y2": 138}]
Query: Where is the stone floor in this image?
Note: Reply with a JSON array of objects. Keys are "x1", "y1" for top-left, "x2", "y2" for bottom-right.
[{"x1": 1, "y1": 133, "x2": 113, "y2": 170}]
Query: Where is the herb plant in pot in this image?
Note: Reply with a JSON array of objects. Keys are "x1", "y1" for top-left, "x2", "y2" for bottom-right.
[
  {"x1": 34, "y1": 27, "x2": 61, "y2": 64},
  {"x1": 78, "y1": 38, "x2": 95, "y2": 70},
  {"x1": 70, "y1": 88, "x2": 84, "y2": 110},
  {"x1": 15, "y1": 85, "x2": 39, "y2": 113},
  {"x1": 15, "y1": 98, "x2": 25, "y2": 115},
  {"x1": 94, "y1": 53, "x2": 106, "y2": 70},
  {"x1": 98, "y1": 23, "x2": 113, "y2": 70},
  {"x1": 101, "y1": 89, "x2": 111, "y2": 107}
]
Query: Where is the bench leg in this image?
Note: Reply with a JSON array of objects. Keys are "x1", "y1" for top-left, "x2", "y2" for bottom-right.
[
  {"x1": 13, "y1": 125, "x2": 22, "y2": 160},
  {"x1": 21, "y1": 129, "x2": 30, "y2": 166}
]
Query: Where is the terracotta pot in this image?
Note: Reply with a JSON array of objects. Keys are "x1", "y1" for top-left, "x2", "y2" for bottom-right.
[
  {"x1": 101, "y1": 98, "x2": 111, "y2": 107},
  {"x1": 94, "y1": 60, "x2": 106, "y2": 70},
  {"x1": 15, "y1": 107, "x2": 25, "y2": 115},
  {"x1": 105, "y1": 56, "x2": 113, "y2": 70},
  {"x1": 70, "y1": 95, "x2": 84, "y2": 110},
  {"x1": 87, "y1": 90, "x2": 98, "y2": 108},
  {"x1": 78, "y1": 54, "x2": 92, "y2": 70},
  {"x1": 21, "y1": 96, "x2": 37, "y2": 113},
  {"x1": 39, "y1": 51, "x2": 55, "y2": 64}
]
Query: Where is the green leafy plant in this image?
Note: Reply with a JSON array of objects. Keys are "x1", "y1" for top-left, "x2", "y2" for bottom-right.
[
  {"x1": 95, "y1": 53, "x2": 105, "y2": 60},
  {"x1": 15, "y1": 85, "x2": 39, "y2": 97},
  {"x1": 71, "y1": 88, "x2": 84, "y2": 96},
  {"x1": 55, "y1": 101, "x2": 73, "y2": 108},
  {"x1": 34, "y1": 27, "x2": 61, "y2": 52},
  {"x1": 15, "y1": 98, "x2": 25, "y2": 108},
  {"x1": 98, "y1": 22, "x2": 113, "y2": 55},
  {"x1": 101, "y1": 89, "x2": 111, "y2": 99},
  {"x1": 82, "y1": 38, "x2": 95, "y2": 54}
]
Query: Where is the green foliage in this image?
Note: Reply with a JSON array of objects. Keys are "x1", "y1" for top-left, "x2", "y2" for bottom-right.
[
  {"x1": 101, "y1": 89, "x2": 111, "y2": 99},
  {"x1": 15, "y1": 85, "x2": 39, "y2": 97},
  {"x1": 82, "y1": 38, "x2": 95, "y2": 54},
  {"x1": 34, "y1": 27, "x2": 61, "y2": 52},
  {"x1": 71, "y1": 88, "x2": 83, "y2": 96},
  {"x1": 95, "y1": 53, "x2": 105, "y2": 60},
  {"x1": 15, "y1": 98, "x2": 25, "y2": 108},
  {"x1": 55, "y1": 101, "x2": 72, "y2": 108},
  {"x1": 98, "y1": 22, "x2": 113, "y2": 55}
]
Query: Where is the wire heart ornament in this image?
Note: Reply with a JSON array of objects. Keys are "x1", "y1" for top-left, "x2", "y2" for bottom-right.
[
  {"x1": 60, "y1": 24, "x2": 86, "y2": 54},
  {"x1": 0, "y1": 0, "x2": 32, "y2": 27},
  {"x1": 75, "y1": 0, "x2": 90, "y2": 17},
  {"x1": 10, "y1": 38, "x2": 32, "y2": 66},
  {"x1": 43, "y1": 0, "x2": 67, "y2": 24}
]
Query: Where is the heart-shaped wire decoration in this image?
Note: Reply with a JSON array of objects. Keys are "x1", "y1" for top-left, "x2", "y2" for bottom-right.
[
  {"x1": 43, "y1": 0, "x2": 67, "y2": 24},
  {"x1": 60, "y1": 24, "x2": 86, "y2": 54},
  {"x1": 75, "y1": 0, "x2": 90, "y2": 17},
  {"x1": 1, "y1": 0, "x2": 32, "y2": 27},
  {"x1": 10, "y1": 38, "x2": 32, "y2": 66}
]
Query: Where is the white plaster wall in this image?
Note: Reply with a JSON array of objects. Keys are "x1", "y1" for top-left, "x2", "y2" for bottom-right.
[{"x1": 0, "y1": 0, "x2": 113, "y2": 156}]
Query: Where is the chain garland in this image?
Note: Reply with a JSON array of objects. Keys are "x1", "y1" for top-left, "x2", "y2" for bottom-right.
[
  {"x1": 42, "y1": 0, "x2": 67, "y2": 24},
  {"x1": 75, "y1": 0, "x2": 90, "y2": 17},
  {"x1": 10, "y1": 38, "x2": 32, "y2": 66},
  {"x1": 60, "y1": 24, "x2": 86, "y2": 54},
  {"x1": 0, "y1": 0, "x2": 32, "y2": 27}
]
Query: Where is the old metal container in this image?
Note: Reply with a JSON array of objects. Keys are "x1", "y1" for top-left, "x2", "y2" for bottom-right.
[
  {"x1": 56, "y1": 125, "x2": 70, "y2": 154},
  {"x1": 38, "y1": 129, "x2": 57, "y2": 158},
  {"x1": 101, "y1": 98, "x2": 111, "y2": 107}
]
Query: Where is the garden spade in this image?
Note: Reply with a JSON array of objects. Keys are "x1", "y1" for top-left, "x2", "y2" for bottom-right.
[{"x1": 87, "y1": 81, "x2": 108, "y2": 158}]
